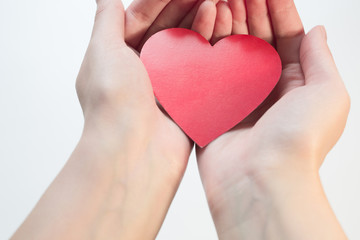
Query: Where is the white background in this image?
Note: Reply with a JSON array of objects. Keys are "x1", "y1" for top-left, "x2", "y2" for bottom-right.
[{"x1": 0, "y1": 0, "x2": 359, "y2": 239}]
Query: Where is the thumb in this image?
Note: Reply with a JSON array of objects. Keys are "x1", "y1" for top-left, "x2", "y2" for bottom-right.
[
  {"x1": 300, "y1": 26, "x2": 340, "y2": 84},
  {"x1": 92, "y1": 0, "x2": 125, "y2": 42}
]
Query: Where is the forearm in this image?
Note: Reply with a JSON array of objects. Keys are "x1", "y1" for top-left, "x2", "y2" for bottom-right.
[
  {"x1": 208, "y1": 156, "x2": 347, "y2": 240},
  {"x1": 12, "y1": 121, "x2": 178, "y2": 240}
]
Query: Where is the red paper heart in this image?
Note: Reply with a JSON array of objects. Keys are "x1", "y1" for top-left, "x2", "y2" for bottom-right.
[{"x1": 140, "y1": 28, "x2": 282, "y2": 147}]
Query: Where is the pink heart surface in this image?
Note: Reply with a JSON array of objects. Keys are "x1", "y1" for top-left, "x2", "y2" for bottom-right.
[{"x1": 140, "y1": 28, "x2": 282, "y2": 147}]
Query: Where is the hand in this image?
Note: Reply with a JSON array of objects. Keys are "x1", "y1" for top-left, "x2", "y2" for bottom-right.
[
  {"x1": 12, "y1": 0, "x2": 218, "y2": 239},
  {"x1": 195, "y1": 0, "x2": 350, "y2": 239}
]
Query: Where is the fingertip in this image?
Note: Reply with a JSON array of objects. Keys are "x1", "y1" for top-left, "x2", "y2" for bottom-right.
[
  {"x1": 211, "y1": 1, "x2": 232, "y2": 44},
  {"x1": 228, "y1": 0, "x2": 248, "y2": 35},
  {"x1": 246, "y1": 0, "x2": 274, "y2": 45},
  {"x1": 319, "y1": 25, "x2": 328, "y2": 41},
  {"x1": 216, "y1": 1, "x2": 233, "y2": 26},
  {"x1": 300, "y1": 26, "x2": 338, "y2": 83},
  {"x1": 302, "y1": 26, "x2": 328, "y2": 51},
  {"x1": 191, "y1": 0, "x2": 217, "y2": 41}
]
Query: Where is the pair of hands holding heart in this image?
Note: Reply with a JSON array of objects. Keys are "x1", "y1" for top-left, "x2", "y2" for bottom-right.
[{"x1": 75, "y1": 0, "x2": 350, "y2": 238}]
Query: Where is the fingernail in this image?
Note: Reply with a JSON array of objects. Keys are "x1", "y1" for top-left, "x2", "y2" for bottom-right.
[{"x1": 320, "y1": 25, "x2": 328, "y2": 41}]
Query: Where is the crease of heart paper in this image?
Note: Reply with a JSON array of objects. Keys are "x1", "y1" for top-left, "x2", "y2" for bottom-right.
[{"x1": 140, "y1": 28, "x2": 282, "y2": 147}]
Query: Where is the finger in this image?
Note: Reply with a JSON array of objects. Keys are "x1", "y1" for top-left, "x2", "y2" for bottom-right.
[
  {"x1": 92, "y1": 0, "x2": 125, "y2": 42},
  {"x1": 211, "y1": 1, "x2": 232, "y2": 44},
  {"x1": 300, "y1": 26, "x2": 340, "y2": 85},
  {"x1": 179, "y1": 0, "x2": 220, "y2": 29},
  {"x1": 138, "y1": 0, "x2": 199, "y2": 50},
  {"x1": 125, "y1": 0, "x2": 171, "y2": 48},
  {"x1": 228, "y1": 0, "x2": 248, "y2": 35},
  {"x1": 268, "y1": 0, "x2": 304, "y2": 65},
  {"x1": 245, "y1": 0, "x2": 274, "y2": 45},
  {"x1": 191, "y1": 0, "x2": 217, "y2": 41}
]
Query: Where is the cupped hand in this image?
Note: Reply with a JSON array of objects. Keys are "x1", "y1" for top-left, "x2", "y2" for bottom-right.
[
  {"x1": 77, "y1": 0, "x2": 219, "y2": 179},
  {"x1": 75, "y1": 0, "x2": 218, "y2": 238},
  {"x1": 195, "y1": 0, "x2": 350, "y2": 238}
]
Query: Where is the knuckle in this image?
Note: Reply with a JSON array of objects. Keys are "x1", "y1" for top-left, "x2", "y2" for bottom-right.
[
  {"x1": 270, "y1": 2, "x2": 295, "y2": 16},
  {"x1": 95, "y1": 3, "x2": 106, "y2": 16},
  {"x1": 128, "y1": 0, "x2": 170, "y2": 24},
  {"x1": 95, "y1": 0, "x2": 124, "y2": 19},
  {"x1": 128, "y1": 7, "x2": 153, "y2": 24},
  {"x1": 232, "y1": 17, "x2": 247, "y2": 27}
]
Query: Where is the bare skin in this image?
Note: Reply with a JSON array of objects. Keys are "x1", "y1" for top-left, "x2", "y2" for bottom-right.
[
  {"x1": 196, "y1": 0, "x2": 350, "y2": 239},
  {"x1": 12, "y1": 0, "x2": 350, "y2": 239},
  {"x1": 11, "y1": 0, "x2": 215, "y2": 239}
]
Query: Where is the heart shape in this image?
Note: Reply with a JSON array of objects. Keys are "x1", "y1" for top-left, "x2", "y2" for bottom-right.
[{"x1": 140, "y1": 28, "x2": 282, "y2": 147}]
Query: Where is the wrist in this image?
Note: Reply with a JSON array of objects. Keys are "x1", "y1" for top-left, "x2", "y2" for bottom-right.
[
  {"x1": 58, "y1": 120, "x2": 181, "y2": 239},
  {"x1": 206, "y1": 152, "x2": 345, "y2": 240},
  {"x1": 246, "y1": 150, "x2": 321, "y2": 197}
]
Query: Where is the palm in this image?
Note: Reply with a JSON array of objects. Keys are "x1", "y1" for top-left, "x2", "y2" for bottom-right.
[
  {"x1": 196, "y1": 64, "x2": 306, "y2": 187},
  {"x1": 102, "y1": 43, "x2": 191, "y2": 181},
  {"x1": 195, "y1": 0, "x2": 350, "y2": 217},
  {"x1": 196, "y1": 0, "x2": 315, "y2": 200},
  {"x1": 122, "y1": 0, "x2": 219, "y2": 174},
  {"x1": 123, "y1": 0, "x2": 308, "y2": 181}
]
